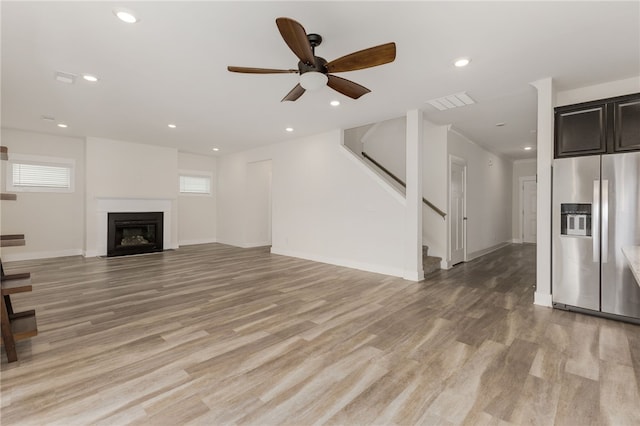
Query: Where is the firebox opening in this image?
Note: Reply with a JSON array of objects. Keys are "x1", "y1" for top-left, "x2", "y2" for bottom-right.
[{"x1": 107, "y1": 212, "x2": 163, "y2": 257}]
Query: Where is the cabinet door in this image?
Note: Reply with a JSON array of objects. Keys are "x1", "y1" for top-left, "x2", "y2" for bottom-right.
[
  {"x1": 614, "y1": 97, "x2": 640, "y2": 152},
  {"x1": 555, "y1": 103, "x2": 607, "y2": 158}
]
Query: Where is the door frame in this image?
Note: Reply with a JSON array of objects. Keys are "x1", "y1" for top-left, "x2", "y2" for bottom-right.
[
  {"x1": 519, "y1": 175, "x2": 537, "y2": 244},
  {"x1": 448, "y1": 155, "x2": 467, "y2": 265}
]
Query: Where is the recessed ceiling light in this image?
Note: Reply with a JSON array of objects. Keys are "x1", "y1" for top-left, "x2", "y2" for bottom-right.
[
  {"x1": 496, "y1": 122, "x2": 506, "y2": 127},
  {"x1": 454, "y1": 57, "x2": 471, "y2": 67},
  {"x1": 57, "y1": 123, "x2": 68, "y2": 128},
  {"x1": 524, "y1": 146, "x2": 533, "y2": 151},
  {"x1": 82, "y1": 74, "x2": 99, "y2": 82},
  {"x1": 212, "y1": 148, "x2": 220, "y2": 152},
  {"x1": 114, "y1": 9, "x2": 138, "y2": 24},
  {"x1": 330, "y1": 100, "x2": 340, "y2": 107},
  {"x1": 285, "y1": 127, "x2": 294, "y2": 132},
  {"x1": 168, "y1": 124, "x2": 177, "y2": 129}
]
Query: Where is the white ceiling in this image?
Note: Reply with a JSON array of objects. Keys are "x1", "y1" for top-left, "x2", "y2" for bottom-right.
[{"x1": 2, "y1": 1, "x2": 639, "y2": 160}]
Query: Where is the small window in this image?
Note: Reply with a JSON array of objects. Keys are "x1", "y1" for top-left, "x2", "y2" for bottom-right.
[
  {"x1": 6, "y1": 154, "x2": 74, "y2": 193},
  {"x1": 179, "y1": 171, "x2": 212, "y2": 195}
]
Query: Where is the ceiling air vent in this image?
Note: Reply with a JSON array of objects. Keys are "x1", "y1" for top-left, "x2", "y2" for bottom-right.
[
  {"x1": 426, "y1": 92, "x2": 475, "y2": 111},
  {"x1": 55, "y1": 71, "x2": 76, "y2": 84}
]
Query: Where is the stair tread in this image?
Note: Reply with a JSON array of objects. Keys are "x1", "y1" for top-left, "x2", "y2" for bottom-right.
[
  {"x1": 1, "y1": 275, "x2": 32, "y2": 295},
  {"x1": 8, "y1": 313, "x2": 38, "y2": 341}
]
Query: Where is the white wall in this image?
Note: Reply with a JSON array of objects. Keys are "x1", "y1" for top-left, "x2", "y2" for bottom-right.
[
  {"x1": 245, "y1": 160, "x2": 272, "y2": 247},
  {"x1": 512, "y1": 159, "x2": 537, "y2": 242},
  {"x1": 361, "y1": 117, "x2": 407, "y2": 182},
  {"x1": 447, "y1": 129, "x2": 513, "y2": 259},
  {"x1": 85, "y1": 137, "x2": 179, "y2": 256},
  {"x1": 556, "y1": 75, "x2": 640, "y2": 107},
  {"x1": 0, "y1": 128, "x2": 85, "y2": 261},
  {"x1": 422, "y1": 121, "x2": 448, "y2": 263},
  {"x1": 217, "y1": 130, "x2": 407, "y2": 277},
  {"x1": 178, "y1": 152, "x2": 217, "y2": 246}
]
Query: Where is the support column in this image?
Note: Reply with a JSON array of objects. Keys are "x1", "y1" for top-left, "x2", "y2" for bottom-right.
[
  {"x1": 530, "y1": 77, "x2": 555, "y2": 306},
  {"x1": 404, "y1": 109, "x2": 424, "y2": 281}
]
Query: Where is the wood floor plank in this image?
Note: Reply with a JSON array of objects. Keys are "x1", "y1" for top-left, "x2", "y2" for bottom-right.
[{"x1": 1, "y1": 243, "x2": 639, "y2": 425}]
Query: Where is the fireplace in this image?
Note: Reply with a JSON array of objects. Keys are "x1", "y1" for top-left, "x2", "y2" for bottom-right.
[{"x1": 107, "y1": 212, "x2": 163, "y2": 257}]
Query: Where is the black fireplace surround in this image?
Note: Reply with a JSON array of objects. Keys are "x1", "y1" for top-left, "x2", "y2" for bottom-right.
[{"x1": 107, "y1": 212, "x2": 163, "y2": 257}]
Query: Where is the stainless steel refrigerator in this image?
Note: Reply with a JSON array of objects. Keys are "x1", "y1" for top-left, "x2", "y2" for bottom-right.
[{"x1": 552, "y1": 152, "x2": 640, "y2": 323}]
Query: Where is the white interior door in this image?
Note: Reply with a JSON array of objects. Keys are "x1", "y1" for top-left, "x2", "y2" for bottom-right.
[
  {"x1": 450, "y1": 158, "x2": 466, "y2": 265},
  {"x1": 522, "y1": 178, "x2": 537, "y2": 243}
]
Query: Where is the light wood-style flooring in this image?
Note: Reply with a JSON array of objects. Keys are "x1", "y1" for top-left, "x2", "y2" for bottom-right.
[{"x1": 1, "y1": 243, "x2": 639, "y2": 425}]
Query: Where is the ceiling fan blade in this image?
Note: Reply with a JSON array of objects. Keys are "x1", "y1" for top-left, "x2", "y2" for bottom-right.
[
  {"x1": 228, "y1": 66, "x2": 298, "y2": 74},
  {"x1": 276, "y1": 17, "x2": 316, "y2": 65},
  {"x1": 281, "y1": 84, "x2": 306, "y2": 102},
  {"x1": 325, "y1": 42, "x2": 396, "y2": 73},
  {"x1": 327, "y1": 75, "x2": 371, "y2": 99}
]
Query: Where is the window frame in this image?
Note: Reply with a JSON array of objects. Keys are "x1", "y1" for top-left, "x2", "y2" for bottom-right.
[
  {"x1": 6, "y1": 154, "x2": 75, "y2": 193},
  {"x1": 178, "y1": 169, "x2": 213, "y2": 197}
]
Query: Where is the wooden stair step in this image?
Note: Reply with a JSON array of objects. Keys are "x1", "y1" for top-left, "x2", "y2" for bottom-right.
[
  {"x1": 1, "y1": 193, "x2": 17, "y2": 201},
  {"x1": 1, "y1": 273, "x2": 32, "y2": 295},
  {"x1": 0, "y1": 234, "x2": 25, "y2": 247},
  {"x1": 1, "y1": 312, "x2": 38, "y2": 342}
]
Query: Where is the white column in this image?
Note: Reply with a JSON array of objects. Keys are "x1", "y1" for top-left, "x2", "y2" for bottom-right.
[
  {"x1": 530, "y1": 77, "x2": 555, "y2": 307},
  {"x1": 404, "y1": 109, "x2": 425, "y2": 281}
]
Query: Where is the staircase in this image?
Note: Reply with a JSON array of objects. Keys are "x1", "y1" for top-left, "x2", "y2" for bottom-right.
[
  {"x1": 423, "y1": 245, "x2": 441, "y2": 275},
  {"x1": 1, "y1": 145, "x2": 39, "y2": 363}
]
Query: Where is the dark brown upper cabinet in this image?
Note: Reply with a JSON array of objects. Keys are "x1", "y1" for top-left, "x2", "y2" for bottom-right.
[
  {"x1": 614, "y1": 97, "x2": 640, "y2": 152},
  {"x1": 555, "y1": 93, "x2": 640, "y2": 158}
]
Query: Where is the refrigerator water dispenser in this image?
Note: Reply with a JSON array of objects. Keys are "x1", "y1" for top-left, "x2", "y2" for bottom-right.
[{"x1": 560, "y1": 203, "x2": 592, "y2": 236}]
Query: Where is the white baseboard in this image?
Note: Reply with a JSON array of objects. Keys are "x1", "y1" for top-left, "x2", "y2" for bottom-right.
[
  {"x1": 2, "y1": 249, "x2": 84, "y2": 262},
  {"x1": 241, "y1": 241, "x2": 272, "y2": 248},
  {"x1": 270, "y1": 246, "x2": 405, "y2": 278},
  {"x1": 178, "y1": 238, "x2": 217, "y2": 247},
  {"x1": 440, "y1": 259, "x2": 452, "y2": 270},
  {"x1": 403, "y1": 269, "x2": 425, "y2": 282},
  {"x1": 467, "y1": 241, "x2": 511, "y2": 261},
  {"x1": 512, "y1": 238, "x2": 523, "y2": 244},
  {"x1": 534, "y1": 291, "x2": 553, "y2": 307}
]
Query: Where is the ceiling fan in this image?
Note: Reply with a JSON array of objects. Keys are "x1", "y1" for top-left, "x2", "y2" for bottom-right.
[{"x1": 227, "y1": 17, "x2": 396, "y2": 102}]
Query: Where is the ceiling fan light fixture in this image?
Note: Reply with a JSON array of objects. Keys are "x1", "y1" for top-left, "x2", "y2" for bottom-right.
[{"x1": 299, "y1": 71, "x2": 328, "y2": 91}]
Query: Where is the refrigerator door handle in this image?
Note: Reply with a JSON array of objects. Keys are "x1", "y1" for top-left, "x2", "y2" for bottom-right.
[
  {"x1": 602, "y1": 179, "x2": 609, "y2": 263},
  {"x1": 593, "y1": 180, "x2": 600, "y2": 263}
]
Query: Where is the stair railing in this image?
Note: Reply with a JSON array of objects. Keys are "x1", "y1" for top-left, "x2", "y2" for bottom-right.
[{"x1": 362, "y1": 151, "x2": 446, "y2": 219}]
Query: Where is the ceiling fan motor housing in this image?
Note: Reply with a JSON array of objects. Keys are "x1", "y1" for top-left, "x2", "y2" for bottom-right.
[{"x1": 299, "y1": 56, "x2": 328, "y2": 75}]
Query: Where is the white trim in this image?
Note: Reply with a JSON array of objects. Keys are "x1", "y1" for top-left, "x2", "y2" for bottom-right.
[
  {"x1": 178, "y1": 238, "x2": 217, "y2": 247},
  {"x1": 534, "y1": 291, "x2": 553, "y2": 307},
  {"x1": 467, "y1": 241, "x2": 511, "y2": 261},
  {"x1": 270, "y1": 246, "x2": 405, "y2": 278},
  {"x1": 512, "y1": 238, "x2": 523, "y2": 244},
  {"x1": 440, "y1": 259, "x2": 452, "y2": 270},
  {"x1": 2, "y1": 249, "x2": 83, "y2": 262},
  {"x1": 519, "y1": 175, "x2": 537, "y2": 243},
  {"x1": 241, "y1": 241, "x2": 272, "y2": 248}
]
